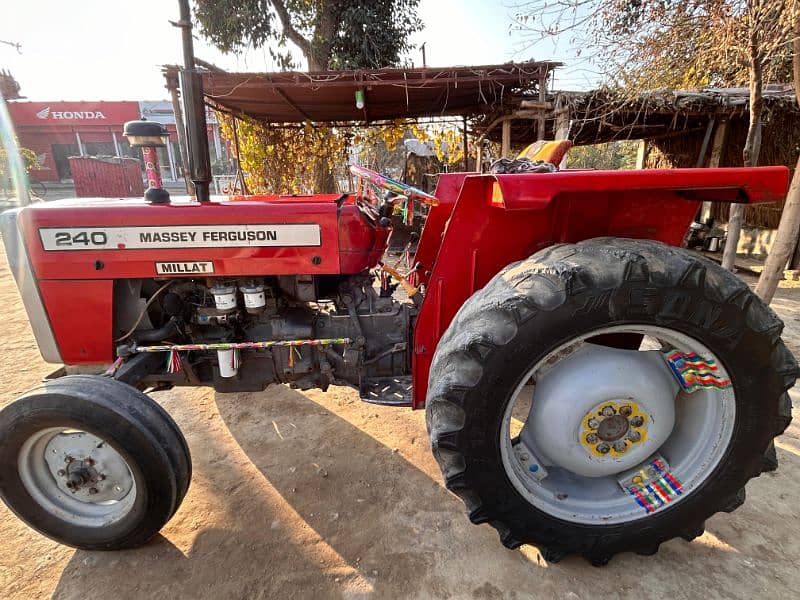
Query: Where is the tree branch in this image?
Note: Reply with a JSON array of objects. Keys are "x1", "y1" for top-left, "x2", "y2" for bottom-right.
[{"x1": 270, "y1": 0, "x2": 312, "y2": 59}]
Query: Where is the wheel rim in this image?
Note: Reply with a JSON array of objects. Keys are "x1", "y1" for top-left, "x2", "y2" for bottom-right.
[
  {"x1": 499, "y1": 325, "x2": 736, "y2": 525},
  {"x1": 17, "y1": 428, "x2": 137, "y2": 527}
]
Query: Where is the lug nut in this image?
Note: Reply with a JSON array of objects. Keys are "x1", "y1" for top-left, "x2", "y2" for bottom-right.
[
  {"x1": 613, "y1": 441, "x2": 628, "y2": 453},
  {"x1": 630, "y1": 416, "x2": 644, "y2": 427},
  {"x1": 619, "y1": 405, "x2": 633, "y2": 417},
  {"x1": 628, "y1": 430, "x2": 641, "y2": 442},
  {"x1": 585, "y1": 433, "x2": 599, "y2": 444},
  {"x1": 587, "y1": 418, "x2": 600, "y2": 430},
  {"x1": 601, "y1": 406, "x2": 616, "y2": 417},
  {"x1": 596, "y1": 442, "x2": 611, "y2": 454}
]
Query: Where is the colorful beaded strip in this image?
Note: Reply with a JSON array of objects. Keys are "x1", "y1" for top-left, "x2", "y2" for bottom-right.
[
  {"x1": 663, "y1": 350, "x2": 731, "y2": 392},
  {"x1": 132, "y1": 338, "x2": 351, "y2": 353},
  {"x1": 628, "y1": 458, "x2": 684, "y2": 514}
]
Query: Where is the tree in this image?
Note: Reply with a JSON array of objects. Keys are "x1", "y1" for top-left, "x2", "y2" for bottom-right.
[
  {"x1": 755, "y1": 12, "x2": 800, "y2": 302},
  {"x1": 515, "y1": 0, "x2": 798, "y2": 275},
  {"x1": 194, "y1": 0, "x2": 421, "y2": 71},
  {"x1": 193, "y1": 0, "x2": 421, "y2": 192}
]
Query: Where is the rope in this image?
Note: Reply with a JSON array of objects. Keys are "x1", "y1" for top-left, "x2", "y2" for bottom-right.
[{"x1": 129, "y1": 338, "x2": 351, "y2": 354}]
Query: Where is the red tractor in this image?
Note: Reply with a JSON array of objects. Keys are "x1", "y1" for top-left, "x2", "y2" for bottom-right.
[{"x1": 0, "y1": 21, "x2": 797, "y2": 568}]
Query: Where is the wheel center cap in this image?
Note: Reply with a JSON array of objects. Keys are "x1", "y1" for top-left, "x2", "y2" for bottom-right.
[{"x1": 597, "y1": 415, "x2": 629, "y2": 441}]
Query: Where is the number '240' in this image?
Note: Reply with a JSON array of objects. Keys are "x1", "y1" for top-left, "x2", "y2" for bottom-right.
[{"x1": 54, "y1": 231, "x2": 108, "y2": 246}]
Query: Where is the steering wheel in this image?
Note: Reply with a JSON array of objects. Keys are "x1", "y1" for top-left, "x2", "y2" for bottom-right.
[{"x1": 350, "y1": 164, "x2": 439, "y2": 206}]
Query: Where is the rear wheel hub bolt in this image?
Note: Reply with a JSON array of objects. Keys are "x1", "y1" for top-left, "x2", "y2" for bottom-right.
[
  {"x1": 628, "y1": 430, "x2": 641, "y2": 442},
  {"x1": 587, "y1": 418, "x2": 600, "y2": 429},
  {"x1": 619, "y1": 405, "x2": 632, "y2": 417},
  {"x1": 613, "y1": 441, "x2": 627, "y2": 453},
  {"x1": 585, "y1": 433, "x2": 599, "y2": 444},
  {"x1": 601, "y1": 406, "x2": 616, "y2": 417},
  {"x1": 596, "y1": 442, "x2": 611, "y2": 454},
  {"x1": 630, "y1": 416, "x2": 644, "y2": 427}
]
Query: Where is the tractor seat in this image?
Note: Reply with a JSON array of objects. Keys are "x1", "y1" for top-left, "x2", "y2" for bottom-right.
[{"x1": 516, "y1": 139, "x2": 573, "y2": 166}]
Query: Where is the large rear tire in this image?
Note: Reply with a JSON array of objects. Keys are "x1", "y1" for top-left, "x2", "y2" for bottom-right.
[
  {"x1": 426, "y1": 238, "x2": 798, "y2": 565},
  {"x1": 0, "y1": 375, "x2": 191, "y2": 550}
]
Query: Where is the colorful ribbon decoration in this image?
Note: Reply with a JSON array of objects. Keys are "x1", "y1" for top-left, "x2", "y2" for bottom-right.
[
  {"x1": 628, "y1": 458, "x2": 684, "y2": 514},
  {"x1": 129, "y1": 338, "x2": 351, "y2": 354},
  {"x1": 349, "y1": 164, "x2": 439, "y2": 206},
  {"x1": 663, "y1": 350, "x2": 732, "y2": 392}
]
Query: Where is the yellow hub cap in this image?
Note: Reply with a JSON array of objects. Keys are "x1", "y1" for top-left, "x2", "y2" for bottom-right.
[{"x1": 580, "y1": 401, "x2": 648, "y2": 458}]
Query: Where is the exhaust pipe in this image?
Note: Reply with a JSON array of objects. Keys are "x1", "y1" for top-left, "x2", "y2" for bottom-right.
[{"x1": 176, "y1": 0, "x2": 212, "y2": 202}]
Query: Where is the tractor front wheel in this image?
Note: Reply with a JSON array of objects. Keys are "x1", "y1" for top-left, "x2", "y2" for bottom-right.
[
  {"x1": 0, "y1": 375, "x2": 191, "y2": 550},
  {"x1": 426, "y1": 238, "x2": 798, "y2": 565}
]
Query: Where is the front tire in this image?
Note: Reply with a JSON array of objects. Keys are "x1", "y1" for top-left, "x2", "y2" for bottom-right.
[
  {"x1": 426, "y1": 238, "x2": 798, "y2": 564},
  {"x1": 0, "y1": 375, "x2": 191, "y2": 550}
]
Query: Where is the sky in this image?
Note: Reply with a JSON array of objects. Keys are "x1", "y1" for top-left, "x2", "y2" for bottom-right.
[{"x1": 1, "y1": 0, "x2": 599, "y2": 102}]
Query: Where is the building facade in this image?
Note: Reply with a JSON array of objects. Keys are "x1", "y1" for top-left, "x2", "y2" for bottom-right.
[{"x1": 8, "y1": 100, "x2": 225, "y2": 183}]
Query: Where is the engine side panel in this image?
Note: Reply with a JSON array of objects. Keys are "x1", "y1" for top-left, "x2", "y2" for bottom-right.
[
  {"x1": 20, "y1": 196, "x2": 345, "y2": 280},
  {"x1": 13, "y1": 194, "x2": 389, "y2": 365}
]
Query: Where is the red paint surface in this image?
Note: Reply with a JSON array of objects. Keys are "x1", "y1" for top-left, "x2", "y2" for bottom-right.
[
  {"x1": 410, "y1": 166, "x2": 789, "y2": 407},
  {"x1": 38, "y1": 280, "x2": 114, "y2": 363}
]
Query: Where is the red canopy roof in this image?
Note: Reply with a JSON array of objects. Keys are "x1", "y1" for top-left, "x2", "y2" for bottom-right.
[{"x1": 198, "y1": 62, "x2": 560, "y2": 124}]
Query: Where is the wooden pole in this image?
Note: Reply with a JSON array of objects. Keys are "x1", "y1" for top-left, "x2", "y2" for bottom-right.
[
  {"x1": 701, "y1": 118, "x2": 728, "y2": 221},
  {"x1": 537, "y1": 75, "x2": 547, "y2": 140},
  {"x1": 462, "y1": 115, "x2": 469, "y2": 171},
  {"x1": 501, "y1": 119, "x2": 511, "y2": 158},
  {"x1": 635, "y1": 140, "x2": 648, "y2": 169}
]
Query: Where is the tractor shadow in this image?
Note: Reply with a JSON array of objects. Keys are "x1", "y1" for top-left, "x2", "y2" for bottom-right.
[{"x1": 49, "y1": 384, "x2": 800, "y2": 599}]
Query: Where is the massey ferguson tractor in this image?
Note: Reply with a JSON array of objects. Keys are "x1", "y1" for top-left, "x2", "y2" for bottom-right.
[{"x1": 0, "y1": 9, "x2": 797, "y2": 567}]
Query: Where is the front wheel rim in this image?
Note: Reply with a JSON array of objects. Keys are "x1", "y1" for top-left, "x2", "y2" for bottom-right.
[
  {"x1": 499, "y1": 324, "x2": 736, "y2": 525},
  {"x1": 17, "y1": 428, "x2": 137, "y2": 528}
]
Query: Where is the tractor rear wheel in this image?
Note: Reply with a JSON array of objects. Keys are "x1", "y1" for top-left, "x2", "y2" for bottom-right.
[
  {"x1": 0, "y1": 375, "x2": 191, "y2": 550},
  {"x1": 426, "y1": 238, "x2": 798, "y2": 565}
]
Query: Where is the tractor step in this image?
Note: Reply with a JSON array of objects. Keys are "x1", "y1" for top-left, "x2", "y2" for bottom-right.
[{"x1": 360, "y1": 376, "x2": 413, "y2": 406}]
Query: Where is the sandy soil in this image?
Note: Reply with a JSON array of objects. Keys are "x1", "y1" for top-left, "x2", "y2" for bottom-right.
[{"x1": 0, "y1": 249, "x2": 799, "y2": 600}]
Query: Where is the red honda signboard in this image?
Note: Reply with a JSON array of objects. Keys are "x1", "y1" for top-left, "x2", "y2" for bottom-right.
[{"x1": 8, "y1": 101, "x2": 140, "y2": 127}]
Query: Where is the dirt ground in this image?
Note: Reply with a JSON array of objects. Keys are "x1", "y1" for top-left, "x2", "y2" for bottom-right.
[{"x1": 0, "y1": 249, "x2": 799, "y2": 600}]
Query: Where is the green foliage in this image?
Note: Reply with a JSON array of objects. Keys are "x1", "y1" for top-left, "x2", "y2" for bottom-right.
[{"x1": 567, "y1": 141, "x2": 639, "y2": 170}]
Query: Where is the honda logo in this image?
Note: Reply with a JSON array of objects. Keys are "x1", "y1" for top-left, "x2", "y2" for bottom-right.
[{"x1": 34, "y1": 106, "x2": 106, "y2": 120}]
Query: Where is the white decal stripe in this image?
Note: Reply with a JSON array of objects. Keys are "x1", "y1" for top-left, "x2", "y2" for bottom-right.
[{"x1": 39, "y1": 224, "x2": 321, "y2": 251}]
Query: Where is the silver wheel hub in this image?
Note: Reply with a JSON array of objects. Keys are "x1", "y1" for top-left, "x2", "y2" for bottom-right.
[
  {"x1": 43, "y1": 431, "x2": 133, "y2": 503},
  {"x1": 18, "y1": 428, "x2": 136, "y2": 527},
  {"x1": 521, "y1": 344, "x2": 678, "y2": 477}
]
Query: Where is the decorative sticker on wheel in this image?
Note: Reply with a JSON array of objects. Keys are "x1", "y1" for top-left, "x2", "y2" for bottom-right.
[
  {"x1": 663, "y1": 350, "x2": 732, "y2": 393},
  {"x1": 624, "y1": 457, "x2": 684, "y2": 514}
]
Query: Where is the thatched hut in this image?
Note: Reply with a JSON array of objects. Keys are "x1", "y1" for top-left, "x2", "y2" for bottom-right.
[{"x1": 475, "y1": 85, "x2": 798, "y2": 259}]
